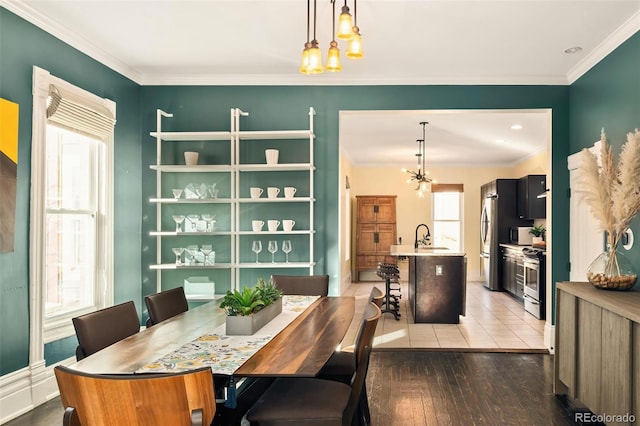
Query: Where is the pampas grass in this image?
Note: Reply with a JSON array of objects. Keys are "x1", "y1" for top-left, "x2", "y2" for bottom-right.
[{"x1": 575, "y1": 129, "x2": 640, "y2": 283}]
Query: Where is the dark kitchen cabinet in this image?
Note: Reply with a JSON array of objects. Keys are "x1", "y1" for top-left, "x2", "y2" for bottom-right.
[
  {"x1": 518, "y1": 175, "x2": 546, "y2": 219},
  {"x1": 500, "y1": 245, "x2": 524, "y2": 302}
]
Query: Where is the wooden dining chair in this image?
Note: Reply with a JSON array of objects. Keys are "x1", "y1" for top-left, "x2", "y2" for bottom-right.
[
  {"x1": 72, "y1": 301, "x2": 140, "y2": 361},
  {"x1": 246, "y1": 345, "x2": 372, "y2": 426},
  {"x1": 54, "y1": 365, "x2": 216, "y2": 426},
  {"x1": 317, "y1": 302, "x2": 381, "y2": 424},
  {"x1": 369, "y1": 286, "x2": 385, "y2": 308},
  {"x1": 145, "y1": 286, "x2": 189, "y2": 327},
  {"x1": 270, "y1": 274, "x2": 329, "y2": 296}
]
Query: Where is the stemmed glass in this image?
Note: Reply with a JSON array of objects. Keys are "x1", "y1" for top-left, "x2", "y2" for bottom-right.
[
  {"x1": 200, "y1": 244, "x2": 212, "y2": 265},
  {"x1": 282, "y1": 240, "x2": 292, "y2": 263},
  {"x1": 185, "y1": 245, "x2": 199, "y2": 265},
  {"x1": 172, "y1": 247, "x2": 184, "y2": 265},
  {"x1": 252, "y1": 241, "x2": 262, "y2": 263},
  {"x1": 172, "y1": 215, "x2": 185, "y2": 233},
  {"x1": 201, "y1": 214, "x2": 216, "y2": 232},
  {"x1": 172, "y1": 189, "x2": 183, "y2": 199},
  {"x1": 187, "y1": 214, "x2": 200, "y2": 232},
  {"x1": 268, "y1": 240, "x2": 278, "y2": 263}
]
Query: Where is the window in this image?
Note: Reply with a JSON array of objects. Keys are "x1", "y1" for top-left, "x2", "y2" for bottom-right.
[
  {"x1": 44, "y1": 126, "x2": 103, "y2": 317},
  {"x1": 432, "y1": 184, "x2": 463, "y2": 253},
  {"x1": 30, "y1": 67, "x2": 115, "y2": 344}
]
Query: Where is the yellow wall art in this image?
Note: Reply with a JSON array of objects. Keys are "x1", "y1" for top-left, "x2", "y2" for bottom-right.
[{"x1": 0, "y1": 98, "x2": 19, "y2": 253}]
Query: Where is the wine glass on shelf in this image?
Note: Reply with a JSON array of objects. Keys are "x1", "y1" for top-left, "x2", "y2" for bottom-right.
[
  {"x1": 200, "y1": 244, "x2": 212, "y2": 265},
  {"x1": 268, "y1": 240, "x2": 278, "y2": 263},
  {"x1": 187, "y1": 214, "x2": 200, "y2": 232},
  {"x1": 201, "y1": 214, "x2": 216, "y2": 232},
  {"x1": 185, "y1": 245, "x2": 199, "y2": 265},
  {"x1": 172, "y1": 215, "x2": 185, "y2": 233},
  {"x1": 282, "y1": 240, "x2": 292, "y2": 263},
  {"x1": 172, "y1": 189, "x2": 183, "y2": 199},
  {"x1": 252, "y1": 240, "x2": 262, "y2": 263},
  {"x1": 172, "y1": 247, "x2": 184, "y2": 266}
]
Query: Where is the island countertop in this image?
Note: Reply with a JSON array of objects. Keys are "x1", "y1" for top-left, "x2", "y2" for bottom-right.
[{"x1": 390, "y1": 244, "x2": 465, "y2": 257}]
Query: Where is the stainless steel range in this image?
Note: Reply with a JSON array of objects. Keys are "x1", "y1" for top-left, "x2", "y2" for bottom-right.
[{"x1": 522, "y1": 247, "x2": 545, "y2": 319}]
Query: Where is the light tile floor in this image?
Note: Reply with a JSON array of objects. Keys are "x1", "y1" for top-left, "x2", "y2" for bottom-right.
[{"x1": 341, "y1": 280, "x2": 547, "y2": 352}]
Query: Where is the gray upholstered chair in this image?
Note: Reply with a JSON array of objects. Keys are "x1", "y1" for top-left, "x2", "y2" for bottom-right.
[
  {"x1": 54, "y1": 365, "x2": 216, "y2": 426},
  {"x1": 270, "y1": 274, "x2": 329, "y2": 296},
  {"x1": 246, "y1": 346, "x2": 372, "y2": 426},
  {"x1": 144, "y1": 286, "x2": 189, "y2": 327},
  {"x1": 72, "y1": 301, "x2": 140, "y2": 361}
]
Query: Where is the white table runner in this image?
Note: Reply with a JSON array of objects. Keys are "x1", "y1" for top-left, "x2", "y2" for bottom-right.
[{"x1": 136, "y1": 295, "x2": 319, "y2": 376}]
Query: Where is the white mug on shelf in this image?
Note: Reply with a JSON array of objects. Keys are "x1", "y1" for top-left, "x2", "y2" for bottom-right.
[
  {"x1": 267, "y1": 187, "x2": 280, "y2": 198},
  {"x1": 265, "y1": 149, "x2": 279, "y2": 165},
  {"x1": 282, "y1": 220, "x2": 295, "y2": 232},
  {"x1": 284, "y1": 187, "x2": 297, "y2": 198},
  {"x1": 252, "y1": 220, "x2": 264, "y2": 232},
  {"x1": 250, "y1": 187, "x2": 263, "y2": 199},
  {"x1": 268, "y1": 220, "x2": 281, "y2": 232},
  {"x1": 184, "y1": 151, "x2": 199, "y2": 166}
]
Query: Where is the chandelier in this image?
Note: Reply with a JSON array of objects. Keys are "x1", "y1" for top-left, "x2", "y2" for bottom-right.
[
  {"x1": 402, "y1": 121, "x2": 432, "y2": 197},
  {"x1": 299, "y1": 0, "x2": 363, "y2": 75}
]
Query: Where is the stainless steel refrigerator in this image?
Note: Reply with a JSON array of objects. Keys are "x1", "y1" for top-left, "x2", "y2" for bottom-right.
[{"x1": 480, "y1": 179, "x2": 531, "y2": 290}]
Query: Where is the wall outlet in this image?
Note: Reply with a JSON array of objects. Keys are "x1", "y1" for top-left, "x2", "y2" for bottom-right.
[{"x1": 435, "y1": 265, "x2": 443, "y2": 276}]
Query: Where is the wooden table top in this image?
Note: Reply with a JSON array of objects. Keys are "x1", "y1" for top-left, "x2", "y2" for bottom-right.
[{"x1": 69, "y1": 296, "x2": 355, "y2": 377}]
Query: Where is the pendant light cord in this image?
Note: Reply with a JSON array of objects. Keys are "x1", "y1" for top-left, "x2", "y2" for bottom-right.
[
  {"x1": 353, "y1": 0, "x2": 357, "y2": 26},
  {"x1": 313, "y1": 0, "x2": 317, "y2": 41},
  {"x1": 306, "y1": 0, "x2": 310, "y2": 43}
]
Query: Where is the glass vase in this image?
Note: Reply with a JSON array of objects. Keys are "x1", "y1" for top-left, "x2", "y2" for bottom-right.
[{"x1": 586, "y1": 244, "x2": 637, "y2": 290}]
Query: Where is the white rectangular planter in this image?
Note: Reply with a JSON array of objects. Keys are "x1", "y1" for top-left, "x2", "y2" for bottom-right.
[{"x1": 225, "y1": 297, "x2": 282, "y2": 335}]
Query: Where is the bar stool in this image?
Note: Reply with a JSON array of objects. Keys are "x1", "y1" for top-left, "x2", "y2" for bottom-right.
[{"x1": 377, "y1": 262, "x2": 401, "y2": 320}]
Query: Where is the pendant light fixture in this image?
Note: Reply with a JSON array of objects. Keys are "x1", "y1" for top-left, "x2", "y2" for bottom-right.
[
  {"x1": 337, "y1": 0, "x2": 354, "y2": 40},
  {"x1": 346, "y1": 0, "x2": 363, "y2": 58},
  {"x1": 401, "y1": 122, "x2": 432, "y2": 197},
  {"x1": 299, "y1": 0, "x2": 363, "y2": 74},
  {"x1": 299, "y1": 0, "x2": 312, "y2": 74},
  {"x1": 325, "y1": 0, "x2": 342, "y2": 72},
  {"x1": 300, "y1": 0, "x2": 323, "y2": 74}
]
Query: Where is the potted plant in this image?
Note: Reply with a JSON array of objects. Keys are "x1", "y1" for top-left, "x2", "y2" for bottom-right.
[
  {"x1": 529, "y1": 224, "x2": 546, "y2": 245},
  {"x1": 220, "y1": 278, "x2": 283, "y2": 335}
]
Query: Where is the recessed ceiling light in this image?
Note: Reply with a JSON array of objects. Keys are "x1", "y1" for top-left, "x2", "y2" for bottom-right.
[
  {"x1": 496, "y1": 139, "x2": 505, "y2": 144},
  {"x1": 511, "y1": 124, "x2": 523, "y2": 130},
  {"x1": 564, "y1": 46, "x2": 583, "y2": 54}
]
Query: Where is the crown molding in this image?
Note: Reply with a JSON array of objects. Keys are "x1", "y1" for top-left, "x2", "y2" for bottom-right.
[
  {"x1": 139, "y1": 72, "x2": 570, "y2": 86},
  {"x1": 567, "y1": 9, "x2": 640, "y2": 84},
  {"x1": 1, "y1": 0, "x2": 143, "y2": 84}
]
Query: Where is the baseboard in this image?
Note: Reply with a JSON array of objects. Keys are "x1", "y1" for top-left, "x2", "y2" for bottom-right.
[
  {"x1": 544, "y1": 323, "x2": 555, "y2": 354},
  {"x1": 0, "y1": 357, "x2": 74, "y2": 424}
]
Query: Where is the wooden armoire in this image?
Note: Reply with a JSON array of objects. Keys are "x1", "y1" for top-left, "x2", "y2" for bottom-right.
[{"x1": 354, "y1": 195, "x2": 397, "y2": 282}]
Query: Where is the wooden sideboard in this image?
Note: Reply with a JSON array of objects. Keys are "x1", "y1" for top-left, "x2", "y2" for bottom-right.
[{"x1": 554, "y1": 282, "x2": 640, "y2": 425}]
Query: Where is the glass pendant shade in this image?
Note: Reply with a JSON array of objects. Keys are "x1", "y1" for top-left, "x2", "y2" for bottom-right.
[
  {"x1": 307, "y1": 40, "x2": 324, "y2": 74},
  {"x1": 337, "y1": 6, "x2": 354, "y2": 40},
  {"x1": 346, "y1": 27, "x2": 363, "y2": 59},
  {"x1": 299, "y1": 43, "x2": 312, "y2": 74},
  {"x1": 325, "y1": 41, "x2": 342, "y2": 72}
]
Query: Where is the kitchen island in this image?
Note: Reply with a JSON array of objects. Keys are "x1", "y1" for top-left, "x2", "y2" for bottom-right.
[{"x1": 391, "y1": 245, "x2": 467, "y2": 324}]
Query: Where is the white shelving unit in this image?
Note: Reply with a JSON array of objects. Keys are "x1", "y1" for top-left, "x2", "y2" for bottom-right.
[{"x1": 150, "y1": 107, "x2": 316, "y2": 295}]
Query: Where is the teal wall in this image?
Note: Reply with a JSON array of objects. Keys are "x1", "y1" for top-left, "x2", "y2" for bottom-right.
[
  {"x1": 569, "y1": 32, "x2": 640, "y2": 283},
  {"x1": 2, "y1": 3, "x2": 635, "y2": 377},
  {"x1": 0, "y1": 8, "x2": 142, "y2": 373},
  {"x1": 140, "y1": 86, "x2": 571, "y2": 311}
]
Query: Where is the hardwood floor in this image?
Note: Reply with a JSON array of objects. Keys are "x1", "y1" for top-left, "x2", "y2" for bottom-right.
[
  {"x1": 367, "y1": 352, "x2": 577, "y2": 425},
  {"x1": 6, "y1": 352, "x2": 580, "y2": 426}
]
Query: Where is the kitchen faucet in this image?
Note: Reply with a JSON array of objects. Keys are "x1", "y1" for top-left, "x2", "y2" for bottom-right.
[{"x1": 414, "y1": 224, "x2": 431, "y2": 249}]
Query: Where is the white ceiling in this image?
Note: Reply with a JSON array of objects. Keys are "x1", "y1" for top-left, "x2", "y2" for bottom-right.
[{"x1": 5, "y1": 0, "x2": 638, "y2": 166}]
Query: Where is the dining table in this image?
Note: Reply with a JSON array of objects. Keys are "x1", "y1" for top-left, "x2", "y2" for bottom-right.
[{"x1": 68, "y1": 295, "x2": 355, "y2": 379}]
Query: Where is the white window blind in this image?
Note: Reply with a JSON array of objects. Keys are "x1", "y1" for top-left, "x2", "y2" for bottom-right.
[{"x1": 47, "y1": 84, "x2": 116, "y2": 139}]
